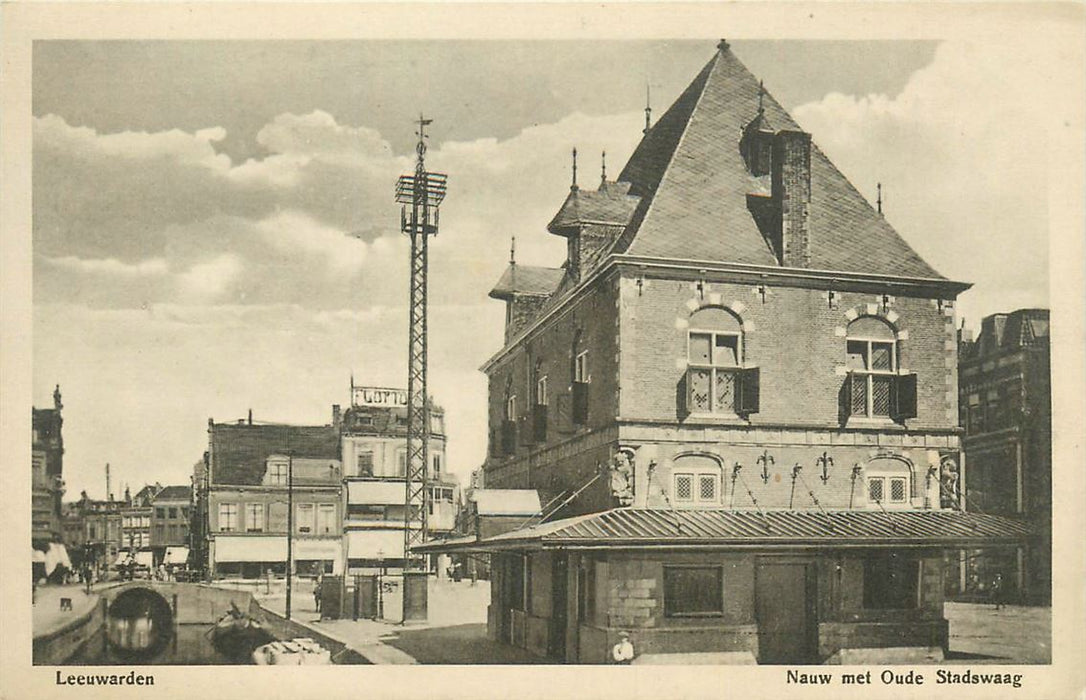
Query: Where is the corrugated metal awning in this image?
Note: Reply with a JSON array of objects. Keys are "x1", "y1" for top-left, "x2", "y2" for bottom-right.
[{"x1": 413, "y1": 508, "x2": 1032, "y2": 553}]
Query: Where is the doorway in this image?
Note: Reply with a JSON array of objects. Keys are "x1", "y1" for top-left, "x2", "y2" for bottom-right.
[
  {"x1": 755, "y1": 560, "x2": 817, "y2": 663},
  {"x1": 548, "y1": 555, "x2": 568, "y2": 660}
]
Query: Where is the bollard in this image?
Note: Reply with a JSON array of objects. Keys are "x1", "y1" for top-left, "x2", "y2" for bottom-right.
[{"x1": 101, "y1": 597, "x2": 109, "y2": 655}]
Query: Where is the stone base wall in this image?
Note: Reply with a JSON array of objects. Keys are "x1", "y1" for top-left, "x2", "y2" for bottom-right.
[{"x1": 818, "y1": 619, "x2": 949, "y2": 660}]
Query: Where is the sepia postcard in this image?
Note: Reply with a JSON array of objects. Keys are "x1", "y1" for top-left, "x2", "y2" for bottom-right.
[{"x1": 2, "y1": 2, "x2": 1084, "y2": 699}]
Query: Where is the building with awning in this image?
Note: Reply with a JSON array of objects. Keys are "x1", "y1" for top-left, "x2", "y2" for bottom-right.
[
  {"x1": 340, "y1": 387, "x2": 457, "y2": 574},
  {"x1": 441, "y1": 40, "x2": 1040, "y2": 665},
  {"x1": 201, "y1": 418, "x2": 344, "y2": 578},
  {"x1": 163, "y1": 546, "x2": 190, "y2": 566}
]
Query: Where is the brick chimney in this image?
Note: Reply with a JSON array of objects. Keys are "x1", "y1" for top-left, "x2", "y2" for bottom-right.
[
  {"x1": 332, "y1": 404, "x2": 342, "y2": 430},
  {"x1": 771, "y1": 129, "x2": 812, "y2": 268}
]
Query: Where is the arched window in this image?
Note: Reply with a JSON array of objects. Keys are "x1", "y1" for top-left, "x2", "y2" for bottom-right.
[
  {"x1": 845, "y1": 317, "x2": 898, "y2": 419},
  {"x1": 671, "y1": 455, "x2": 724, "y2": 507},
  {"x1": 865, "y1": 458, "x2": 913, "y2": 509},
  {"x1": 687, "y1": 307, "x2": 744, "y2": 414}
]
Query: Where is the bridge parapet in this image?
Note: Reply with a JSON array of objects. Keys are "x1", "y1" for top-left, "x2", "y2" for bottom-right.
[{"x1": 99, "y1": 582, "x2": 257, "y2": 624}]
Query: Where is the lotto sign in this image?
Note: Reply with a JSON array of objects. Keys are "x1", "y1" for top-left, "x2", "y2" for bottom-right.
[{"x1": 352, "y1": 386, "x2": 408, "y2": 408}]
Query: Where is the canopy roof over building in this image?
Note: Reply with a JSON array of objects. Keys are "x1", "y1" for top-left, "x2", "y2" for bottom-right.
[{"x1": 415, "y1": 508, "x2": 1031, "y2": 553}]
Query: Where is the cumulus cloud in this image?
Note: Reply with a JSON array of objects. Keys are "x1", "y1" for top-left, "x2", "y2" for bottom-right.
[
  {"x1": 33, "y1": 108, "x2": 643, "y2": 313},
  {"x1": 41, "y1": 255, "x2": 169, "y2": 277},
  {"x1": 792, "y1": 40, "x2": 1072, "y2": 323}
]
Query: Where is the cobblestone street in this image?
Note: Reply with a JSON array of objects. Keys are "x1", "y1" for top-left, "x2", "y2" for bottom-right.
[{"x1": 945, "y1": 602, "x2": 1051, "y2": 664}]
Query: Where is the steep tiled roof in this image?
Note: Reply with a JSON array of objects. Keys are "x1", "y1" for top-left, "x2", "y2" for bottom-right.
[
  {"x1": 153, "y1": 485, "x2": 191, "y2": 502},
  {"x1": 547, "y1": 181, "x2": 642, "y2": 234},
  {"x1": 415, "y1": 508, "x2": 1031, "y2": 552},
  {"x1": 613, "y1": 44, "x2": 945, "y2": 279},
  {"x1": 489, "y1": 264, "x2": 565, "y2": 300},
  {"x1": 209, "y1": 423, "x2": 340, "y2": 486}
]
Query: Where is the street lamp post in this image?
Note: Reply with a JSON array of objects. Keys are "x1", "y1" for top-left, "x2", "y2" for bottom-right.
[{"x1": 286, "y1": 450, "x2": 294, "y2": 619}]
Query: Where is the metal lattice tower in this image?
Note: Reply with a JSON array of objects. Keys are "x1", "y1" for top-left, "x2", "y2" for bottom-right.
[{"x1": 396, "y1": 116, "x2": 448, "y2": 577}]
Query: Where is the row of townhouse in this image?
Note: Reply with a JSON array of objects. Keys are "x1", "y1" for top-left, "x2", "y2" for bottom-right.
[
  {"x1": 195, "y1": 386, "x2": 460, "y2": 579},
  {"x1": 62, "y1": 483, "x2": 192, "y2": 573}
]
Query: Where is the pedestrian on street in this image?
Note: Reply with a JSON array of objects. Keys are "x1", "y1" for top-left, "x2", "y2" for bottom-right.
[
  {"x1": 990, "y1": 572, "x2": 1005, "y2": 611},
  {"x1": 611, "y1": 631, "x2": 635, "y2": 664},
  {"x1": 314, "y1": 573, "x2": 323, "y2": 613}
]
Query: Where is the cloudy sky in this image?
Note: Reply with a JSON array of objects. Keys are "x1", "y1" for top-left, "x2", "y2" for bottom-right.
[{"x1": 32, "y1": 39, "x2": 1061, "y2": 500}]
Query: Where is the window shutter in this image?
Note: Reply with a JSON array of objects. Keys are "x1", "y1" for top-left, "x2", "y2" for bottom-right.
[
  {"x1": 677, "y1": 371, "x2": 690, "y2": 419},
  {"x1": 519, "y1": 414, "x2": 535, "y2": 445},
  {"x1": 532, "y1": 405, "x2": 548, "y2": 442},
  {"x1": 737, "y1": 367, "x2": 760, "y2": 414},
  {"x1": 501, "y1": 420, "x2": 517, "y2": 455},
  {"x1": 572, "y1": 382, "x2": 589, "y2": 424},
  {"x1": 555, "y1": 393, "x2": 574, "y2": 434},
  {"x1": 892, "y1": 373, "x2": 918, "y2": 420},
  {"x1": 839, "y1": 374, "x2": 853, "y2": 423}
]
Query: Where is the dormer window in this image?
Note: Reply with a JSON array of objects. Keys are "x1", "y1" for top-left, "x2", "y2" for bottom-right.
[
  {"x1": 740, "y1": 84, "x2": 775, "y2": 176},
  {"x1": 265, "y1": 457, "x2": 289, "y2": 486}
]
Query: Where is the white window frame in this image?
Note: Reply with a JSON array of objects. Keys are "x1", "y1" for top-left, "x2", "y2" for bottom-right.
[
  {"x1": 267, "y1": 459, "x2": 289, "y2": 486},
  {"x1": 866, "y1": 474, "x2": 910, "y2": 508},
  {"x1": 218, "y1": 503, "x2": 238, "y2": 532},
  {"x1": 296, "y1": 503, "x2": 315, "y2": 534},
  {"x1": 356, "y1": 450, "x2": 375, "y2": 476},
  {"x1": 846, "y1": 335, "x2": 898, "y2": 418},
  {"x1": 574, "y1": 351, "x2": 590, "y2": 383},
  {"x1": 674, "y1": 473, "x2": 694, "y2": 502},
  {"x1": 536, "y1": 375, "x2": 549, "y2": 406},
  {"x1": 316, "y1": 503, "x2": 336, "y2": 535},
  {"x1": 673, "y1": 468, "x2": 722, "y2": 506},
  {"x1": 506, "y1": 394, "x2": 518, "y2": 421},
  {"x1": 687, "y1": 329, "x2": 742, "y2": 414},
  {"x1": 432, "y1": 452, "x2": 442, "y2": 475},
  {"x1": 245, "y1": 503, "x2": 264, "y2": 532}
]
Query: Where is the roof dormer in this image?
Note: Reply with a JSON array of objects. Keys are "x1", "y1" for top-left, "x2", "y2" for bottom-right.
[{"x1": 739, "y1": 80, "x2": 775, "y2": 176}]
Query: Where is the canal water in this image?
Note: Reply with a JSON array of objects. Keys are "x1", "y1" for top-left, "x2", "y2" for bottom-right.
[
  {"x1": 68, "y1": 623, "x2": 269, "y2": 665},
  {"x1": 62, "y1": 586, "x2": 367, "y2": 665}
]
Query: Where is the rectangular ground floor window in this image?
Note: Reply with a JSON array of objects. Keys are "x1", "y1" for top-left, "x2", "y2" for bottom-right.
[
  {"x1": 664, "y1": 565, "x2": 724, "y2": 617},
  {"x1": 214, "y1": 561, "x2": 287, "y2": 578},
  {"x1": 862, "y1": 553, "x2": 920, "y2": 609}
]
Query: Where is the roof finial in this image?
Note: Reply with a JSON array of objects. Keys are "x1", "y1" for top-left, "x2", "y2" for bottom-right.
[
  {"x1": 510, "y1": 236, "x2": 516, "y2": 266},
  {"x1": 758, "y1": 79, "x2": 765, "y2": 115},
  {"x1": 718, "y1": 38, "x2": 730, "y2": 51},
  {"x1": 877, "y1": 182, "x2": 883, "y2": 214},
  {"x1": 571, "y1": 147, "x2": 578, "y2": 191},
  {"x1": 644, "y1": 81, "x2": 652, "y2": 135},
  {"x1": 601, "y1": 151, "x2": 607, "y2": 184}
]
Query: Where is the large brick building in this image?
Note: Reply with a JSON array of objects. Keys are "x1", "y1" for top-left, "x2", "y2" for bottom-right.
[
  {"x1": 31, "y1": 386, "x2": 65, "y2": 544},
  {"x1": 958, "y1": 309, "x2": 1051, "y2": 604},
  {"x1": 420, "y1": 41, "x2": 1029, "y2": 664}
]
